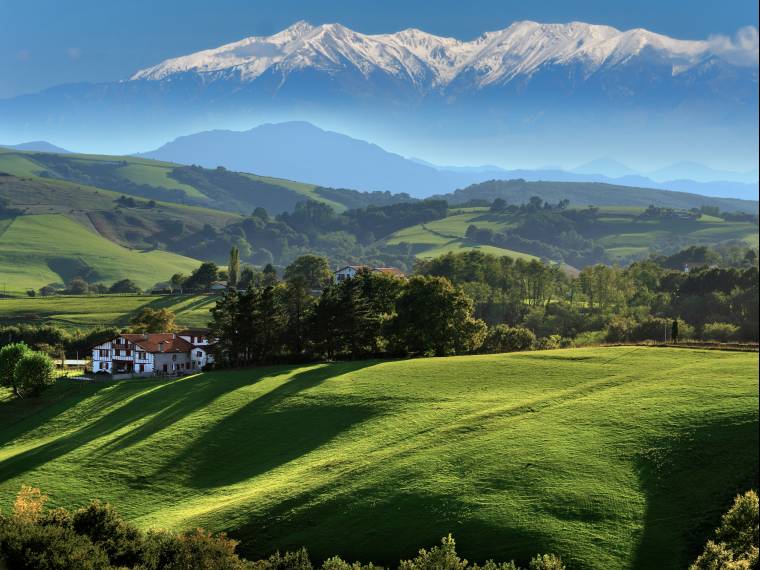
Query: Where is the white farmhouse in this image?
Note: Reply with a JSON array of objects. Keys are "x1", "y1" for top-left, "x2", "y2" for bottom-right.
[
  {"x1": 91, "y1": 329, "x2": 214, "y2": 376},
  {"x1": 333, "y1": 265, "x2": 405, "y2": 283}
]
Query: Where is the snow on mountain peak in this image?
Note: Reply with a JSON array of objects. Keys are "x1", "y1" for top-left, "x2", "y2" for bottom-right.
[{"x1": 130, "y1": 20, "x2": 717, "y2": 86}]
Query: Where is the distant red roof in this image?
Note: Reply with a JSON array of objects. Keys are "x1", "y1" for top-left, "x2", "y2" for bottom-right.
[
  {"x1": 119, "y1": 333, "x2": 194, "y2": 354},
  {"x1": 373, "y1": 267, "x2": 406, "y2": 277}
]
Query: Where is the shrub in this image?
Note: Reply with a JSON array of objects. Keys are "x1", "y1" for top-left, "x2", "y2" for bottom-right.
[
  {"x1": 629, "y1": 317, "x2": 670, "y2": 342},
  {"x1": 690, "y1": 490, "x2": 758, "y2": 569},
  {"x1": 535, "y1": 335, "x2": 562, "y2": 350},
  {"x1": 481, "y1": 325, "x2": 536, "y2": 354},
  {"x1": 0, "y1": 341, "x2": 31, "y2": 395},
  {"x1": 604, "y1": 316, "x2": 635, "y2": 343},
  {"x1": 71, "y1": 501, "x2": 144, "y2": 568},
  {"x1": 573, "y1": 330, "x2": 606, "y2": 346},
  {"x1": 13, "y1": 351, "x2": 56, "y2": 397},
  {"x1": 702, "y1": 322, "x2": 740, "y2": 343},
  {"x1": 528, "y1": 554, "x2": 565, "y2": 570}
]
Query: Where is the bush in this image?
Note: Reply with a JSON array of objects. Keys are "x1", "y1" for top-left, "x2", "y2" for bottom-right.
[
  {"x1": 604, "y1": 316, "x2": 635, "y2": 343},
  {"x1": 13, "y1": 351, "x2": 56, "y2": 397},
  {"x1": 690, "y1": 490, "x2": 758, "y2": 569},
  {"x1": 0, "y1": 342, "x2": 31, "y2": 395},
  {"x1": 481, "y1": 325, "x2": 536, "y2": 354},
  {"x1": 71, "y1": 501, "x2": 144, "y2": 568},
  {"x1": 629, "y1": 317, "x2": 670, "y2": 342},
  {"x1": 535, "y1": 335, "x2": 562, "y2": 350},
  {"x1": 573, "y1": 330, "x2": 606, "y2": 346},
  {"x1": 702, "y1": 322, "x2": 740, "y2": 343}
]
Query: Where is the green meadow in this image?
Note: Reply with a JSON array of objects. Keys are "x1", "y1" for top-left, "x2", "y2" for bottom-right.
[
  {"x1": 0, "y1": 293, "x2": 215, "y2": 329},
  {"x1": 0, "y1": 347, "x2": 756, "y2": 569},
  {"x1": 0, "y1": 214, "x2": 200, "y2": 293}
]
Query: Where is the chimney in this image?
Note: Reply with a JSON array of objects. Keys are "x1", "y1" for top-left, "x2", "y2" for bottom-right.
[
  {"x1": 172, "y1": 333, "x2": 176, "y2": 339},
  {"x1": 158, "y1": 341, "x2": 164, "y2": 353},
  {"x1": 143, "y1": 332, "x2": 148, "y2": 340}
]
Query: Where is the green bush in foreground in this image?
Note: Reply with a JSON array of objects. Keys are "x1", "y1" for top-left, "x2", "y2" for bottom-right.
[
  {"x1": 0, "y1": 487, "x2": 563, "y2": 570},
  {"x1": 0, "y1": 341, "x2": 31, "y2": 396},
  {"x1": 690, "y1": 490, "x2": 759, "y2": 570},
  {"x1": 13, "y1": 351, "x2": 56, "y2": 397}
]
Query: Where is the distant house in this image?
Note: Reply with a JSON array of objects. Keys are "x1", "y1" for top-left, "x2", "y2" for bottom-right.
[
  {"x1": 333, "y1": 265, "x2": 405, "y2": 284},
  {"x1": 91, "y1": 329, "x2": 214, "y2": 376},
  {"x1": 209, "y1": 281, "x2": 228, "y2": 292}
]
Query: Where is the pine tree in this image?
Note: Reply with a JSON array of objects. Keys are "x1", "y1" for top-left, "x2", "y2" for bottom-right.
[{"x1": 228, "y1": 246, "x2": 240, "y2": 289}]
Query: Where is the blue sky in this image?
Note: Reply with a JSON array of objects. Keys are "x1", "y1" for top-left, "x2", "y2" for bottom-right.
[{"x1": 2, "y1": 0, "x2": 758, "y2": 99}]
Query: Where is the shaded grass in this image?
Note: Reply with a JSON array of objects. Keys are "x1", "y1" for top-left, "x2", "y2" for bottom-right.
[{"x1": 0, "y1": 348, "x2": 756, "y2": 568}]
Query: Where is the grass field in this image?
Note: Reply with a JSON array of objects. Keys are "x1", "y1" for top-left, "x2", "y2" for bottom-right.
[
  {"x1": 0, "y1": 293, "x2": 216, "y2": 329},
  {"x1": 0, "y1": 347, "x2": 756, "y2": 568},
  {"x1": 0, "y1": 214, "x2": 200, "y2": 293},
  {"x1": 385, "y1": 207, "x2": 758, "y2": 263}
]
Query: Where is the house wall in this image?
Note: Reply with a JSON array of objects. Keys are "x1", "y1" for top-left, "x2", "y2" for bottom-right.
[{"x1": 153, "y1": 351, "x2": 192, "y2": 374}]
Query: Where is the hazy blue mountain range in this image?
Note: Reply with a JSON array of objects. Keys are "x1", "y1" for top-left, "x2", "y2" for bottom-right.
[
  {"x1": 0, "y1": 21, "x2": 756, "y2": 168},
  {"x1": 0, "y1": 141, "x2": 70, "y2": 153},
  {"x1": 140, "y1": 121, "x2": 759, "y2": 200}
]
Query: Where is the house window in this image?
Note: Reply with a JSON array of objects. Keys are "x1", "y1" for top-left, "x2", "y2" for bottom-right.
[
  {"x1": 137, "y1": 351, "x2": 146, "y2": 360},
  {"x1": 99, "y1": 362, "x2": 104, "y2": 370},
  {"x1": 139, "y1": 364, "x2": 145, "y2": 372},
  {"x1": 125, "y1": 349, "x2": 131, "y2": 356},
  {"x1": 196, "y1": 350, "x2": 202, "y2": 357},
  {"x1": 99, "y1": 349, "x2": 109, "y2": 358},
  {"x1": 172, "y1": 355, "x2": 177, "y2": 361}
]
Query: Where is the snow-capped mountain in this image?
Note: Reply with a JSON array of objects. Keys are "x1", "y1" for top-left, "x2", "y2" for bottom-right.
[
  {"x1": 130, "y1": 20, "x2": 716, "y2": 93},
  {"x1": 0, "y1": 20, "x2": 756, "y2": 168}
]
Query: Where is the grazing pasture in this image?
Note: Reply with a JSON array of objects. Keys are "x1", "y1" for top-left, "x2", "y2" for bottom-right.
[{"x1": 0, "y1": 347, "x2": 756, "y2": 569}]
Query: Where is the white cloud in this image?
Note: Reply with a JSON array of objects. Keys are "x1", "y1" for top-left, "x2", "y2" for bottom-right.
[{"x1": 707, "y1": 26, "x2": 759, "y2": 66}]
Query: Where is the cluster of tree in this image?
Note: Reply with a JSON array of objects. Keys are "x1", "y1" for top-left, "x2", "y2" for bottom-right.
[
  {"x1": 0, "y1": 195, "x2": 24, "y2": 217},
  {"x1": 640, "y1": 205, "x2": 698, "y2": 220},
  {"x1": 690, "y1": 490, "x2": 758, "y2": 569},
  {"x1": 209, "y1": 263, "x2": 487, "y2": 365},
  {"x1": 32, "y1": 278, "x2": 143, "y2": 297},
  {"x1": 464, "y1": 198, "x2": 608, "y2": 266},
  {"x1": 0, "y1": 342, "x2": 56, "y2": 398},
  {"x1": 416, "y1": 247, "x2": 759, "y2": 343},
  {"x1": 115, "y1": 195, "x2": 157, "y2": 209},
  {"x1": 0, "y1": 324, "x2": 118, "y2": 359},
  {"x1": 0, "y1": 486, "x2": 564, "y2": 570}
]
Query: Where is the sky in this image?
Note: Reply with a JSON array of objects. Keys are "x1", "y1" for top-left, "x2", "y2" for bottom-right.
[{"x1": 2, "y1": 0, "x2": 759, "y2": 99}]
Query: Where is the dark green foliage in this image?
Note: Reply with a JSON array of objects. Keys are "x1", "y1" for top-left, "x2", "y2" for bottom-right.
[
  {"x1": 481, "y1": 325, "x2": 536, "y2": 353},
  {"x1": 388, "y1": 276, "x2": 487, "y2": 356},
  {"x1": 0, "y1": 342, "x2": 31, "y2": 395},
  {"x1": 284, "y1": 255, "x2": 332, "y2": 290},
  {"x1": 185, "y1": 261, "x2": 220, "y2": 291},
  {"x1": 13, "y1": 351, "x2": 56, "y2": 397},
  {"x1": 109, "y1": 279, "x2": 142, "y2": 294},
  {"x1": 690, "y1": 490, "x2": 759, "y2": 569}
]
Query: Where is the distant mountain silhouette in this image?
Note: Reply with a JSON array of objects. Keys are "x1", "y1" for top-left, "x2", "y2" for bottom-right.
[
  {"x1": 140, "y1": 122, "x2": 758, "y2": 201},
  {"x1": 1, "y1": 141, "x2": 70, "y2": 153}
]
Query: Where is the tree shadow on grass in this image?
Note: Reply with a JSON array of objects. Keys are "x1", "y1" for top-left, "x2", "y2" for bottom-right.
[
  {"x1": 162, "y1": 361, "x2": 384, "y2": 488},
  {"x1": 0, "y1": 381, "x2": 122, "y2": 449},
  {"x1": 231, "y1": 485, "x2": 554, "y2": 567},
  {"x1": 0, "y1": 369, "x2": 273, "y2": 481},
  {"x1": 633, "y1": 415, "x2": 759, "y2": 570}
]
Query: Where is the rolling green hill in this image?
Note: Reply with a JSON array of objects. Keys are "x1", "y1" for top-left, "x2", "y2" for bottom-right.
[
  {"x1": 386, "y1": 206, "x2": 758, "y2": 263},
  {"x1": 0, "y1": 347, "x2": 756, "y2": 568},
  {"x1": 0, "y1": 214, "x2": 200, "y2": 293},
  {"x1": 0, "y1": 148, "x2": 348, "y2": 214},
  {"x1": 0, "y1": 293, "x2": 215, "y2": 329}
]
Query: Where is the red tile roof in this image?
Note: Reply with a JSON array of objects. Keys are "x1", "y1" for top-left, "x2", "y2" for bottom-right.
[{"x1": 119, "y1": 333, "x2": 194, "y2": 353}]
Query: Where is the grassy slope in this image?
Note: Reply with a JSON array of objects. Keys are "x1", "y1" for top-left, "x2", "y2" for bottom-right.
[
  {"x1": 0, "y1": 214, "x2": 200, "y2": 293},
  {"x1": 386, "y1": 207, "x2": 758, "y2": 261},
  {"x1": 386, "y1": 211, "x2": 537, "y2": 261},
  {"x1": 0, "y1": 294, "x2": 216, "y2": 329},
  {"x1": 0, "y1": 348, "x2": 756, "y2": 569},
  {"x1": 0, "y1": 148, "x2": 343, "y2": 211}
]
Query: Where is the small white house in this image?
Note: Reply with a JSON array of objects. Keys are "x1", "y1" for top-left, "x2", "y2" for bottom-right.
[
  {"x1": 91, "y1": 330, "x2": 214, "y2": 377},
  {"x1": 210, "y1": 281, "x2": 228, "y2": 292},
  {"x1": 333, "y1": 265, "x2": 405, "y2": 284}
]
